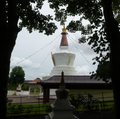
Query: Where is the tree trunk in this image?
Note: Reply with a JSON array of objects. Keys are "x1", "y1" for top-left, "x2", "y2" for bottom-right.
[
  {"x1": 0, "y1": 27, "x2": 19, "y2": 119},
  {"x1": 0, "y1": 0, "x2": 19, "y2": 118},
  {"x1": 102, "y1": 0, "x2": 120, "y2": 119},
  {"x1": 0, "y1": 41, "x2": 13, "y2": 119}
]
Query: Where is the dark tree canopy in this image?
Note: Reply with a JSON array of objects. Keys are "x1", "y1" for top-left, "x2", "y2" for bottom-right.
[
  {"x1": 15, "y1": 0, "x2": 57, "y2": 34},
  {"x1": 9, "y1": 66, "x2": 25, "y2": 89}
]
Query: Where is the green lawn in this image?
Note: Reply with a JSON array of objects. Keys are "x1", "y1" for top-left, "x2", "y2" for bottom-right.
[{"x1": 7, "y1": 103, "x2": 51, "y2": 117}]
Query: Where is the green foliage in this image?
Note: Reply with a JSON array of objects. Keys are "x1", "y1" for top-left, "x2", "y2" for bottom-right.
[
  {"x1": 16, "y1": 0, "x2": 57, "y2": 35},
  {"x1": 3, "y1": 0, "x2": 57, "y2": 35},
  {"x1": 91, "y1": 61, "x2": 111, "y2": 82},
  {"x1": 22, "y1": 84, "x2": 29, "y2": 91},
  {"x1": 7, "y1": 103, "x2": 51, "y2": 117},
  {"x1": 9, "y1": 66, "x2": 25, "y2": 89},
  {"x1": 113, "y1": 0, "x2": 120, "y2": 22},
  {"x1": 69, "y1": 93, "x2": 114, "y2": 112}
]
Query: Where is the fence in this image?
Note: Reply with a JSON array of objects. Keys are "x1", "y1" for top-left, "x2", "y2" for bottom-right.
[
  {"x1": 7, "y1": 94, "x2": 114, "y2": 118},
  {"x1": 69, "y1": 92, "x2": 114, "y2": 112}
]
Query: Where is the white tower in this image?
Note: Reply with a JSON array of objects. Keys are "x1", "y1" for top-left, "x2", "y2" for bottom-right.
[{"x1": 50, "y1": 26, "x2": 78, "y2": 76}]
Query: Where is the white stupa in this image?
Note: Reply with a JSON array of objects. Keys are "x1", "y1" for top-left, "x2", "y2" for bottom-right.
[
  {"x1": 50, "y1": 26, "x2": 79, "y2": 76},
  {"x1": 41, "y1": 26, "x2": 109, "y2": 103}
]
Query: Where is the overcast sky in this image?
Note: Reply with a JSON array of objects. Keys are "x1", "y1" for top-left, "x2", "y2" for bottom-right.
[{"x1": 10, "y1": 1, "x2": 98, "y2": 80}]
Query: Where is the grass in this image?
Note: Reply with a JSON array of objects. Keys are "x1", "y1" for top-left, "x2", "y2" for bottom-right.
[{"x1": 7, "y1": 103, "x2": 51, "y2": 117}]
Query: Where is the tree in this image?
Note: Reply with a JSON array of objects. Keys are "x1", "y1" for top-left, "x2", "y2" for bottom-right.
[
  {"x1": 47, "y1": 0, "x2": 120, "y2": 118},
  {"x1": 102, "y1": 1, "x2": 120, "y2": 119},
  {"x1": 9, "y1": 66, "x2": 25, "y2": 90},
  {"x1": 0, "y1": 0, "x2": 57, "y2": 118}
]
